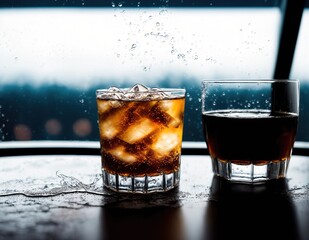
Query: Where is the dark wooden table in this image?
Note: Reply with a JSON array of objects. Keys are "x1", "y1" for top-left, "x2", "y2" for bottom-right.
[{"x1": 0, "y1": 142, "x2": 308, "y2": 240}]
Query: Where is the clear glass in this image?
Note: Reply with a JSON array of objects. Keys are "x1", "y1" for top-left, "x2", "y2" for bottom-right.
[
  {"x1": 201, "y1": 79, "x2": 299, "y2": 183},
  {"x1": 96, "y1": 86, "x2": 186, "y2": 193}
]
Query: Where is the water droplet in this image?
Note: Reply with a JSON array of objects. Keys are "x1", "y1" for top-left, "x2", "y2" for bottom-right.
[
  {"x1": 159, "y1": 9, "x2": 168, "y2": 15},
  {"x1": 177, "y1": 53, "x2": 185, "y2": 59},
  {"x1": 130, "y1": 44, "x2": 137, "y2": 50},
  {"x1": 156, "y1": 22, "x2": 160, "y2": 27},
  {"x1": 111, "y1": 2, "x2": 115, "y2": 7},
  {"x1": 143, "y1": 66, "x2": 151, "y2": 71},
  {"x1": 40, "y1": 205, "x2": 50, "y2": 212},
  {"x1": 79, "y1": 99, "x2": 84, "y2": 104}
]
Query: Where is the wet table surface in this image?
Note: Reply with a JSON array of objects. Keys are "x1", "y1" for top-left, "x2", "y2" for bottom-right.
[{"x1": 0, "y1": 154, "x2": 308, "y2": 240}]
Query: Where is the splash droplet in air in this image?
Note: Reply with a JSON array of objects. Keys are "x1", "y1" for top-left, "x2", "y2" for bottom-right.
[{"x1": 130, "y1": 44, "x2": 137, "y2": 51}]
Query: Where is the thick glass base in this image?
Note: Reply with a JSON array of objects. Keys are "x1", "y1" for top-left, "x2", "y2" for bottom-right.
[
  {"x1": 211, "y1": 158, "x2": 290, "y2": 184},
  {"x1": 102, "y1": 169, "x2": 180, "y2": 193}
]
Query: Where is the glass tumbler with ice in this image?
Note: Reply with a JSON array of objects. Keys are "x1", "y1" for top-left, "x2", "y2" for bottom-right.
[{"x1": 96, "y1": 84, "x2": 186, "y2": 193}]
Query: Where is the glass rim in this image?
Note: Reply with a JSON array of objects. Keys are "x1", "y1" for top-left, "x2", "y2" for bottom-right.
[
  {"x1": 96, "y1": 88, "x2": 186, "y2": 94},
  {"x1": 202, "y1": 79, "x2": 299, "y2": 83}
]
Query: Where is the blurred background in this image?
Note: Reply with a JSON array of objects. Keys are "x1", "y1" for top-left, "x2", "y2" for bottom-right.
[{"x1": 0, "y1": 0, "x2": 308, "y2": 142}]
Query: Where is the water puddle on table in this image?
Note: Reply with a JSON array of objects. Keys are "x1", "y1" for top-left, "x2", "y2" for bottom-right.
[
  {"x1": 0, "y1": 155, "x2": 184, "y2": 209},
  {"x1": 0, "y1": 155, "x2": 106, "y2": 197}
]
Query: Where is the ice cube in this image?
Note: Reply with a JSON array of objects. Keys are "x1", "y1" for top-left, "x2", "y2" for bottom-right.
[
  {"x1": 128, "y1": 84, "x2": 149, "y2": 92},
  {"x1": 149, "y1": 102, "x2": 181, "y2": 128},
  {"x1": 102, "y1": 87, "x2": 125, "y2": 100},
  {"x1": 97, "y1": 99, "x2": 112, "y2": 115},
  {"x1": 149, "y1": 88, "x2": 168, "y2": 100},
  {"x1": 125, "y1": 84, "x2": 150, "y2": 100},
  {"x1": 99, "y1": 117, "x2": 120, "y2": 139},
  {"x1": 122, "y1": 84, "x2": 171, "y2": 101},
  {"x1": 109, "y1": 100, "x2": 123, "y2": 108},
  {"x1": 155, "y1": 98, "x2": 185, "y2": 127},
  {"x1": 99, "y1": 101, "x2": 138, "y2": 139},
  {"x1": 132, "y1": 100, "x2": 158, "y2": 117},
  {"x1": 108, "y1": 146, "x2": 137, "y2": 163},
  {"x1": 167, "y1": 118, "x2": 181, "y2": 128},
  {"x1": 108, "y1": 86, "x2": 123, "y2": 92},
  {"x1": 152, "y1": 129, "x2": 181, "y2": 156},
  {"x1": 97, "y1": 99, "x2": 123, "y2": 115},
  {"x1": 119, "y1": 118, "x2": 158, "y2": 144},
  {"x1": 158, "y1": 99, "x2": 185, "y2": 118}
]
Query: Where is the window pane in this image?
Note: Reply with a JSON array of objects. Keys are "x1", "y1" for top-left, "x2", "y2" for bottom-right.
[
  {"x1": 0, "y1": 5, "x2": 281, "y2": 142},
  {"x1": 291, "y1": 6, "x2": 309, "y2": 142}
]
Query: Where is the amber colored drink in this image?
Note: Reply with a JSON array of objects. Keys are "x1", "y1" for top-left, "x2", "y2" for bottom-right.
[
  {"x1": 202, "y1": 110, "x2": 298, "y2": 165},
  {"x1": 97, "y1": 98, "x2": 185, "y2": 175}
]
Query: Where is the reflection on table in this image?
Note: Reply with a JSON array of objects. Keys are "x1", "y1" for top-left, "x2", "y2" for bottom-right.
[{"x1": 0, "y1": 154, "x2": 308, "y2": 240}]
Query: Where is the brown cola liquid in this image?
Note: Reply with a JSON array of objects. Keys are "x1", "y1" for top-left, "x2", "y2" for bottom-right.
[
  {"x1": 202, "y1": 110, "x2": 298, "y2": 165},
  {"x1": 97, "y1": 97, "x2": 185, "y2": 176}
]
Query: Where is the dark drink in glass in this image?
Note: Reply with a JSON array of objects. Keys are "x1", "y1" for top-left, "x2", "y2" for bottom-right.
[
  {"x1": 201, "y1": 80, "x2": 299, "y2": 183},
  {"x1": 202, "y1": 110, "x2": 298, "y2": 165}
]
